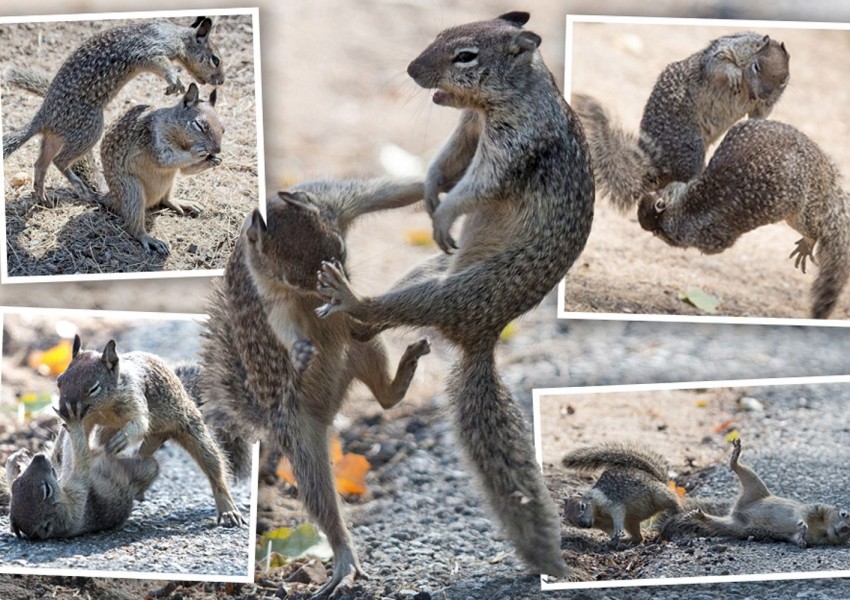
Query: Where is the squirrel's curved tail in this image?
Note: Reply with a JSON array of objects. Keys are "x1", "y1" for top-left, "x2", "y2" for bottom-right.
[
  {"x1": 811, "y1": 189, "x2": 850, "y2": 318},
  {"x1": 654, "y1": 497, "x2": 730, "y2": 540},
  {"x1": 571, "y1": 93, "x2": 654, "y2": 212},
  {"x1": 562, "y1": 442, "x2": 669, "y2": 482},
  {"x1": 6, "y1": 66, "x2": 51, "y2": 97},
  {"x1": 3, "y1": 121, "x2": 37, "y2": 159},
  {"x1": 174, "y1": 361, "x2": 253, "y2": 480},
  {"x1": 449, "y1": 343, "x2": 567, "y2": 578}
]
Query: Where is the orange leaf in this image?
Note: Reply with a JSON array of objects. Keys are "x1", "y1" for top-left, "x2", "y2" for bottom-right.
[
  {"x1": 334, "y1": 453, "x2": 371, "y2": 496},
  {"x1": 27, "y1": 339, "x2": 73, "y2": 377},
  {"x1": 275, "y1": 434, "x2": 371, "y2": 496},
  {"x1": 668, "y1": 481, "x2": 686, "y2": 499},
  {"x1": 712, "y1": 419, "x2": 735, "y2": 433}
]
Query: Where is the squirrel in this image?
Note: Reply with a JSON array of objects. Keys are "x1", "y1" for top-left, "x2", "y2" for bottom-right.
[
  {"x1": 6, "y1": 68, "x2": 224, "y2": 255},
  {"x1": 199, "y1": 178, "x2": 431, "y2": 598},
  {"x1": 660, "y1": 439, "x2": 850, "y2": 547},
  {"x1": 56, "y1": 334, "x2": 245, "y2": 527},
  {"x1": 3, "y1": 16, "x2": 224, "y2": 204},
  {"x1": 315, "y1": 12, "x2": 594, "y2": 579},
  {"x1": 561, "y1": 443, "x2": 681, "y2": 543},
  {"x1": 637, "y1": 119, "x2": 850, "y2": 319},
  {"x1": 573, "y1": 32, "x2": 790, "y2": 212},
  {"x1": 6, "y1": 395, "x2": 159, "y2": 540}
]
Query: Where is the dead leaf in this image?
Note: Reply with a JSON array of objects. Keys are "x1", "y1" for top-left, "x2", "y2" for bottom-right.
[
  {"x1": 276, "y1": 433, "x2": 371, "y2": 496},
  {"x1": 27, "y1": 338, "x2": 73, "y2": 377},
  {"x1": 678, "y1": 288, "x2": 720, "y2": 314}
]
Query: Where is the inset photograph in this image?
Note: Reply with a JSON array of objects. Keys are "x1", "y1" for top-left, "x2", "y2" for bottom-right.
[
  {"x1": 560, "y1": 17, "x2": 850, "y2": 323},
  {"x1": 1, "y1": 9, "x2": 262, "y2": 281},
  {"x1": 535, "y1": 378, "x2": 850, "y2": 590},
  {"x1": 0, "y1": 309, "x2": 255, "y2": 581}
]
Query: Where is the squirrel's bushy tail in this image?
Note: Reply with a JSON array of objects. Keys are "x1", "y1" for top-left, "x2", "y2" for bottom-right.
[
  {"x1": 449, "y1": 344, "x2": 567, "y2": 578},
  {"x1": 3, "y1": 121, "x2": 37, "y2": 159},
  {"x1": 571, "y1": 93, "x2": 654, "y2": 212},
  {"x1": 6, "y1": 66, "x2": 51, "y2": 97},
  {"x1": 811, "y1": 189, "x2": 850, "y2": 319},
  {"x1": 562, "y1": 442, "x2": 669, "y2": 482},
  {"x1": 174, "y1": 360, "x2": 253, "y2": 480}
]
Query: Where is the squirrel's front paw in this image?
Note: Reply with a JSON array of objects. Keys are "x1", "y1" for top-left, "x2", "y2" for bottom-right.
[
  {"x1": 165, "y1": 79, "x2": 186, "y2": 95},
  {"x1": 431, "y1": 208, "x2": 458, "y2": 254},
  {"x1": 207, "y1": 154, "x2": 223, "y2": 167},
  {"x1": 789, "y1": 237, "x2": 817, "y2": 274},
  {"x1": 315, "y1": 259, "x2": 358, "y2": 317},
  {"x1": 106, "y1": 430, "x2": 129, "y2": 455}
]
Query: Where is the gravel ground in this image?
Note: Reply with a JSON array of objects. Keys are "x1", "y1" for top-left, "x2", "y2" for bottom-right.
[{"x1": 0, "y1": 443, "x2": 253, "y2": 579}]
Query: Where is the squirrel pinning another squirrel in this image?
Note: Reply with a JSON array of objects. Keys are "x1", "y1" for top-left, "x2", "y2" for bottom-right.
[
  {"x1": 574, "y1": 32, "x2": 789, "y2": 211},
  {"x1": 54, "y1": 334, "x2": 245, "y2": 527},
  {"x1": 6, "y1": 396, "x2": 159, "y2": 540},
  {"x1": 638, "y1": 119, "x2": 850, "y2": 319},
  {"x1": 199, "y1": 178, "x2": 431, "y2": 597},
  {"x1": 659, "y1": 439, "x2": 850, "y2": 547},
  {"x1": 561, "y1": 443, "x2": 681, "y2": 544},
  {"x1": 315, "y1": 12, "x2": 594, "y2": 579},
  {"x1": 7, "y1": 67, "x2": 225, "y2": 255},
  {"x1": 3, "y1": 16, "x2": 224, "y2": 205}
]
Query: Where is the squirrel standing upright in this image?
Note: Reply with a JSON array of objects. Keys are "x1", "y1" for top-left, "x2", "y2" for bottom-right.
[
  {"x1": 561, "y1": 443, "x2": 681, "y2": 543},
  {"x1": 6, "y1": 68, "x2": 224, "y2": 256},
  {"x1": 56, "y1": 335, "x2": 244, "y2": 527},
  {"x1": 661, "y1": 439, "x2": 850, "y2": 547},
  {"x1": 6, "y1": 396, "x2": 159, "y2": 540},
  {"x1": 638, "y1": 119, "x2": 850, "y2": 319},
  {"x1": 3, "y1": 16, "x2": 224, "y2": 204},
  {"x1": 574, "y1": 32, "x2": 789, "y2": 211},
  {"x1": 316, "y1": 12, "x2": 594, "y2": 578},
  {"x1": 199, "y1": 178, "x2": 431, "y2": 598}
]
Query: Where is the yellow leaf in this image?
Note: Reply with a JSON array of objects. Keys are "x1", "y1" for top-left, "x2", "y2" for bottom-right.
[
  {"x1": 499, "y1": 321, "x2": 519, "y2": 342},
  {"x1": 27, "y1": 339, "x2": 73, "y2": 377},
  {"x1": 725, "y1": 429, "x2": 740, "y2": 443},
  {"x1": 403, "y1": 228, "x2": 434, "y2": 247},
  {"x1": 695, "y1": 399, "x2": 708, "y2": 408}
]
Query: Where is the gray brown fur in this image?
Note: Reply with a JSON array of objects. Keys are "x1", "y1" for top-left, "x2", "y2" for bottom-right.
[
  {"x1": 199, "y1": 178, "x2": 430, "y2": 598},
  {"x1": 562, "y1": 443, "x2": 681, "y2": 543},
  {"x1": 57, "y1": 334, "x2": 244, "y2": 527},
  {"x1": 315, "y1": 12, "x2": 594, "y2": 578},
  {"x1": 638, "y1": 119, "x2": 850, "y2": 319},
  {"x1": 99, "y1": 83, "x2": 224, "y2": 254},
  {"x1": 2, "y1": 17, "x2": 224, "y2": 204},
  {"x1": 574, "y1": 32, "x2": 789, "y2": 211},
  {"x1": 663, "y1": 440, "x2": 850, "y2": 547},
  {"x1": 6, "y1": 397, "x2": 159, "y2": 540}
]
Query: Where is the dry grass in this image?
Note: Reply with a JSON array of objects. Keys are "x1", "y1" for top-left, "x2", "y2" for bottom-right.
[{"x1": 1, "y1": 14, "x2": 259, "y2": 277}]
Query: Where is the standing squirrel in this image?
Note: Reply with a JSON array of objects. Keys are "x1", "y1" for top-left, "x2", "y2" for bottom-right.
[
  {"x1": 663, "y1": 439, "x2": 850, "y2": 547},
  {"x1": 6, "y1": 396, "x2": 159, "y2": 540},
  {"x1": 3, "y1": 16, "x2": 224, "y2": 204},
  {"x1": 637, "y1": 119, "x2": 850, "y2": 319},
  {"x1": 574, "y1": 32, "x2": 790, "y2": 211},
  {"x1": 561, "y1": 443, "x2": 681, "y2": 543},
  {"x1": 316, "y1": 12, "x2": 594, "y2": 579},
  {"x1": 57, "y1": 334, "x2": 244, "y2": 527},
  {"x1": 199, "y1": 178, "x2": 431, "y2": 598},
  {"x1": 6, "y1": 69, "x2": 224, "y2": 255}
]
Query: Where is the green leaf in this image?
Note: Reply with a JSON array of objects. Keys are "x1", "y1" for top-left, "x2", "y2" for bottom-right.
[
  {"x1": 678, "y1": 288, "x2": 720, "y2": 314},
  {"x1": 256, "y1": 523, "x2": 333, "y2": 569}
]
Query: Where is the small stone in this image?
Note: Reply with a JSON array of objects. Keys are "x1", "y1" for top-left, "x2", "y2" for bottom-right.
[
  {"x1": 188, "y1": 243, "x2": 199, "y2": 254},
  {"x1": 739, "y1": 396, "x2": 764, "y2": 412},
  {"x1": 10, "y1": 171, "x2": 30, "y2": 187},
  {"x1": 286, "y1": 560, "x2": 328, "y2": 585}
]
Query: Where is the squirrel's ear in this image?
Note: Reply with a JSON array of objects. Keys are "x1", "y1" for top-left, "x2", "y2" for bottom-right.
[
  {"x1": 72, "y1": 334, "x2": 81, "y2": 358},
  {"x1": 278, "y1": 190, "x2": 319, "y2": 213},
  {"x1": 246, "y1": 209, "x2": 266, "y2": 244},
  {"x1": 102, "y1": 340, "x2": 119, "y2": 372},
  {"x1": 194, "y1": 17, "x2": 213, "y2": 41},
  {"x1": 183, "y1": 83, "x2": 200, "y2": 108},
  {"x1": 497, "y1": 11, "x2": 530, "y2": 27},
  {"x1": 208, "y1": 88, "x2": 217, "y2": 107},
  {"x1": 511, "y1": 30, "x2": 542, "y2": 56},
  {"x1": 190, "y1": 16, "x2": 206, "y2": 28}
]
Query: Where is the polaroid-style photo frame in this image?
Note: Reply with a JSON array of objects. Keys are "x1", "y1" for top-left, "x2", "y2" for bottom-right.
[
  {"x1": 0, "y1": 8, "x2": 265, "y2": 283},
  {"x1": 534, "y1": 375, "x2": 850, "y2": 590},
  {"x1": 0, "y1": 306, "x2": 258, "y2": 583},
  {"x1": 559, "y1": 16, "x2": 850, "y2": 326}
]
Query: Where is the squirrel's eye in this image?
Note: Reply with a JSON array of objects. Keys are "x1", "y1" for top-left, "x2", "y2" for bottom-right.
[
  {"x1": 192, "y1": 119, "x2": 206, "y2": 132},
  {"x1": 752, "y1": 61, "x2": 761, "y2": 74},
  {"x1": 452, "y1": 50, "x2": 478, "y2": 64},
  {"x1": 88, "y1": 382, "x2": 101, "y2": 397},
  {"x1": 654, "y1": 198, "x2": 666, "y2": 212},
  {"x1": 42, "y1": 482, "x2": 52, "y2": 501},
  {"x1": 841, "y1": 510, "x2": 849, "y2": 518},
  {"x1": 211, "y1": 54, "x2": 221, "y2": 67}
]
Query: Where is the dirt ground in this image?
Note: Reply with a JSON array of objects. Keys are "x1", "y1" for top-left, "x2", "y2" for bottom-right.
[
  {"x1": 562, "y1": 22, "x2": 850, "y2": 321},
  {"x1": 1, "y1": 13, "x2": 259, "y2": 278}
]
